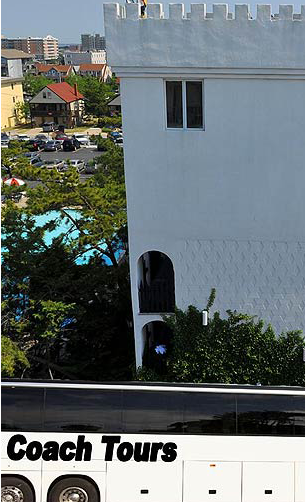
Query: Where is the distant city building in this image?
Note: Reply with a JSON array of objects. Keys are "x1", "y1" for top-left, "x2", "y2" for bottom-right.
[
  {"x1": 81, "y1": 33, "x2": 105, "y2": 51},
  {"x1": 63, "y1": 50, "x2": 106, "y2": 66},
  {"x1": 1, "y1": 49, "x2": 28, "y2": 128},
  {"x1": 1, "y1": 35, "x2": 59, "y2": 62}
]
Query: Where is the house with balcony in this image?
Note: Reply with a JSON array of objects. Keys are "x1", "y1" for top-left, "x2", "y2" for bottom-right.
[
  {"x1": 77, "y1": 63, "x2": 112, "y2": 81},
  {"x1": 34, "y1": 63, "x2": 74, "y2": 81},
  {"x1": 29, "y1": 82, "x2": 84, "y2": 128},
  {"x1": 104, "y1": 3, "x2": 305, "y2": 368}
]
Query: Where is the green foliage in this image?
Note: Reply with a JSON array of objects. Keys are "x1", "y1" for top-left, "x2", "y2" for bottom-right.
[
  {"x1": 1, "y1": 139, "x2": 134, "y2": 380},
  {"x1": 23, "y1": 74, "x2": 53, "y2": 97},
  {"x1": 1, "y1": 335, "x2": 29, "y2": 377},
  {"x1": 14, "y1": 101, "x2": 31, "y2": 123},
  {"x1": 138, "y1": 293, "x2": 305, "y2": 386},
  {"x1": 65, "y1": 75, "x2": 117, "y2": 118},
  {"x1": 98, "y1": 116, "x2": 122, "y2": 128}
]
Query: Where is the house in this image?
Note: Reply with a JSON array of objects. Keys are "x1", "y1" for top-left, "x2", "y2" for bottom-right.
[
  {"x1": 107, "y1": 94, "x2": 121, "y2": 115},
  {"x1": 78, "y1": 63, "x2": 112, "y2": 81},
  {"x1": 1, "y1": 49, "x2": 28, "y2": 128},
  {"x1": 29, "y1": 82, "x2": 84, "y2": 128},
  {"x1": 34, "y1": 63, "x2": 74, "y2": 81},
  {"x1": 104, "y1": 3, "x2": 305, "y2": 367}
]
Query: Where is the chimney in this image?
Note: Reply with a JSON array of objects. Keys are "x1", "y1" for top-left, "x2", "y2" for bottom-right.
[{"x1": 74, "y1": 83, "x2": 78, "y2": 96}]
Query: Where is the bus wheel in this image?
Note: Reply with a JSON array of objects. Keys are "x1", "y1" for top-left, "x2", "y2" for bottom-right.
[
  {"x1": 1, "y1": 476, "x2": 34, "y2": 502},
  {"x1": 48, "y1": 478, "x2": 99, "y2": 502}
]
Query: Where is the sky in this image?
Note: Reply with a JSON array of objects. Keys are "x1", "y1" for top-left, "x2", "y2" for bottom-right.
[{"x1": 1, "y1": 0, "x2": 304, "y2": 44}]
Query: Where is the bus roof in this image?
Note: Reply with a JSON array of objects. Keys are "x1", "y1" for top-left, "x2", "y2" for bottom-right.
[{"x1": 2, "y1": 379, "x2": 304, "y2": 395}]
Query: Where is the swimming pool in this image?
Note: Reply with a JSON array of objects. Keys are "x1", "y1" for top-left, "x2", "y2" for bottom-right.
[{"x1": 4, "y1": 209, "x2": 121, "y2": 266}]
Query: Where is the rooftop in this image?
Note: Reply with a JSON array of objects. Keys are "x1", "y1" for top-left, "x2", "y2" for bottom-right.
[
  {"x1": 1, "y1": 49, "x2": 34, "y2": 60},
  {"x1": 46, "y1": 82, "x2": 84, "y2": 103}
]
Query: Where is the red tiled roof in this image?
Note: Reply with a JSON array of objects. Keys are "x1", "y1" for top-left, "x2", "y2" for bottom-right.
[
  {"x1": 46, "y1": 82, "x2": 84, "y2": 103},
  {"x1": 79, "y1": 64, "x2": 106, "y2": 71},
  {"x1": 36, "y1": 63, "x2": 72, "y2": 74}
]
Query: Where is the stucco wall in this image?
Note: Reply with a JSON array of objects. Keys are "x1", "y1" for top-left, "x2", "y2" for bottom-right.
[
  {"x1": 104, "y1": 4, "x2": 305, "y2": 367},
  {"x1": 1, "y1": 79, "x2": 24, "y2": 128}
]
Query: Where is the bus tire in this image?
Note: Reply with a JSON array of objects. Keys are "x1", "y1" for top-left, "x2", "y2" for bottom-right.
[
  {"x1": 1, "y1": 476, "x2": 34, "y2": 502},
  {"x1": 48, "y1": 477, "x2": 99, "y2": 502}
]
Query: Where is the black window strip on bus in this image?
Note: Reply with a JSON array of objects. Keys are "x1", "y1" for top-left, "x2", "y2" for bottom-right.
[{"x1": 1, "y1": 387, "x2": 305, "y2": 436}]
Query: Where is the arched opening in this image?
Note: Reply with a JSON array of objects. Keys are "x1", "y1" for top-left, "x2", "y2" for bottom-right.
[
  {"x1": 138, "y1": 251, "x2": 175, "y2": 313},
  {"x1": 142, "y1": 321, "x2": 173, "y2": 371}
]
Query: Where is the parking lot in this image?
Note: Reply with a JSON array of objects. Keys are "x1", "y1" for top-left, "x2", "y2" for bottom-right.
[{"x1": 39, "y1": 146, "x2": 100, "y2": 164}]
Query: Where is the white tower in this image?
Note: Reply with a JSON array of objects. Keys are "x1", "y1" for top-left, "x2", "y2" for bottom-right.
[{"x1": 104, "y1": 3, "x2": 305, "y2": 368}]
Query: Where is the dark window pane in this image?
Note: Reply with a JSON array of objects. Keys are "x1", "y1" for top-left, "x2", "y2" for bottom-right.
[
  {"x1": 166, "y1": 81, "x2": 183, "y2": 128},
  {"x1": 183, "y1": 393, "x2": 236, "y2": 434},
  {"x1": 289, "y1": 396, "x2": 306, "y2": 436},
  {"x1": 237, "y1": 394, "x2": 305, "y2": 436},
  {"x1": 186, "y1": 81, "x2": 203, "y2": 128},
  {"x1": 1, "y1": 387, "x2": 44, "y2": 432},
  {"x1": 45, "y1": 389, "x2": 123, "y2": 432},
  {"x1": 122, "y1": 391, "x2": 184, "y2": 433}
]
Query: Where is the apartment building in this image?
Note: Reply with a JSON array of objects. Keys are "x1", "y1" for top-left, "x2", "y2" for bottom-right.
[{"x1": 2, "y1": 35, "x2": 59, "y2": 61}]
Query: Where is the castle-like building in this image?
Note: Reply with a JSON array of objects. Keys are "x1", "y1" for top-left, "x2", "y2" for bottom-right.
[{"x1": 104, "y1": 3, "x2": 305, "y2": 367}]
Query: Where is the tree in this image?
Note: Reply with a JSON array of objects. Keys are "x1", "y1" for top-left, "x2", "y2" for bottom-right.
[
  {"x1": 1, "y1": 335, "x2": 29, "y2": 377},
  {"x1": 137, "y1": 290, "x2": 305, "y2": 386},
  {"x1": 14, "y1": 101, "x2": 31, "y2": 123},
  {"x1": 5, "y1": 137, "x2": 126, "y2": 264},
  {"x1": 23, "y1": 74, "x2": 53, "y2": 98},
  {"x1": 2, "y1": 142, "x2": 134, "y2": 380},
  {"x1": 65, "y1": 74, "x2": 117, "y2": 117}
]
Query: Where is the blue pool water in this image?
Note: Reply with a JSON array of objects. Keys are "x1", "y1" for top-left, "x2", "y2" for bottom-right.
[{"x1": 5, "y1": 210, "x2": 121, "y2": 266}]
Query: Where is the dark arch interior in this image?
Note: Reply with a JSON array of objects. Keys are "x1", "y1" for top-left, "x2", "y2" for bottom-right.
[{"x1": 138, "y1": 251, "x2": 175, "y2": 313}]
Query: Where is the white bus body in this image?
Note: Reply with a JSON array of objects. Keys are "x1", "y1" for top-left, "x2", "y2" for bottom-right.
[{"x1": 1, "y1": 381, "x2": 305, "y2": 502}]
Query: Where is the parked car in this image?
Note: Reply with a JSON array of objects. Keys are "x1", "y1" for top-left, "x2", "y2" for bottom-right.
[
  {"x1": 1, "y1": 133, "x2": 10, "y2": 147},
  {"x1": 25, "y1": 139, "x2": 44, "y2": 151},
  {"x1": 17, "y1": 134, "x2": 31, "y2": 142},
  {"x1": 42, "y1": 122, "x2": 55, "y2": 132},
  {"x1": 44, "y1": 140, "x2": 61, "y2": 152},
  {"x1": 72, "y1": 134, "x2": 90, "y2": 146},
  {"x1": 54, "y1": 133, "x2": 68, "y2": 144},
  {"x1": 114, "y1": 137, "x2": 123, "y2": 147},
  {"x1": 42, "y1": 159, "x2": 65, "y2": 170},
  {"x1": 60, "y1": 159, "x2": 85, "y2": 173},
  {"x1": 84, "y1": 162, "x2": 98, "y2": 174},
  {"x1": 108, "y1": 131, "x2": 122, "y2": 142},
  {"x1": 62, "y1": 138, "x2": 81, "y2": 151},
  {"x1": 34, "y1": 134, "x2": 48, "y2": 142}
]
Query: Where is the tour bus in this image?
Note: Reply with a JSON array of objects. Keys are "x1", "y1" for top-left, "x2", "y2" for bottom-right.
[{"x1": 1, "y1": 380, "x2": 305, "y2": 502}]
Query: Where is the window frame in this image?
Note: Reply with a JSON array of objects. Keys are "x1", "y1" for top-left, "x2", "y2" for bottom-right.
[{"x1": 164, "y1": 78, "x2": 205, "y2": 131}]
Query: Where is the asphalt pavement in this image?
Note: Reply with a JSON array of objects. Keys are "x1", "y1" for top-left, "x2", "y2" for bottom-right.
[{"x1": 39, "y1": 146, "x2": 100, "y2": 164}]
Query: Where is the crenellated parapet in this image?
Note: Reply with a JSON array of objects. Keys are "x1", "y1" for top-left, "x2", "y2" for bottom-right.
[{"x1": 103, "y1": 4, "x2": 305, "y2": 74}]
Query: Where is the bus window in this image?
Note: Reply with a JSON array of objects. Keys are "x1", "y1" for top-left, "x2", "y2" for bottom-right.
[
  {"x1": 1, "y1": 386, "x2": 44, "y2": 432},
  {"x1": 183, "y1": 392, "x2": 236, "y2": 435},
  {"x1": 45, "y1": 389, "x2": 123, "y2": 432},
  {"x1": 290, "y1": 396, "x2": 306, "y2": 436},
  {"x1": 237, "y1": 394, "x2": 305, "y2": 436},
  {"x1": 122, "y1": 391, "x2": 184, "y2": 434}
]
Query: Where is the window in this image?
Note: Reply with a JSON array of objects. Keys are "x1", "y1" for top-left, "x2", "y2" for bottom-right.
[
  {"x1": 12, "y1": 97, "x2": 15, "y2": 103},
  {"x1": 183, "y1": 392, "x2": 236, "y2": 435},
  {"x1": 166, "y1": 80, "x2": 203, "y2": 129},
  {"x1": 237, "y1": 394, "x2": 305, "y2": 436},
  {"x1": 45, "y1": 388, "x2": 123, "y2": 432},
  {"x1": 43, "y1": 92, "x2": 46, "y2": 98},
  {"x1": 1, "y1": 387, "x2": 44, "y2": 432},
  {"x1": 122, "y1": 391, "x2": 184, "y2": 434}
]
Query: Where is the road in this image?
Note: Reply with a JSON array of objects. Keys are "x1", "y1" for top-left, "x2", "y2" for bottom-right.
[{"x1": 39, "y1": 146, "x2": 100, "y2": 164}]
